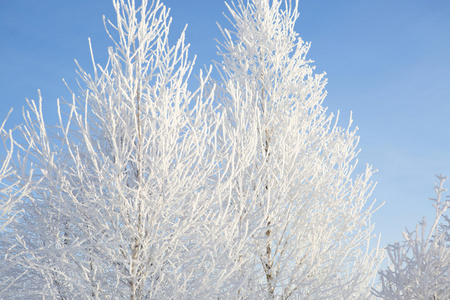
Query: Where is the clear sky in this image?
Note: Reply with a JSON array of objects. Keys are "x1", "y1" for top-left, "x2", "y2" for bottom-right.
[{"x1": 1, "y1": 0, "x2": 449, "y2": 251}]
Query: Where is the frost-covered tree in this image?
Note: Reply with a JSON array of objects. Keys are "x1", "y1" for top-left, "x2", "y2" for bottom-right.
[
  {"x1": 374, "y1": 175, "x2": 450, "y2": 300},
  {"x1": 0, "y1": 0, "x2": 385, "y2": 299},
  {"x1": 215, "y1": 0, "x2": 384, "y2": 298},
  {"x1": 0, "y1": 0, "x2": 243, "y2": 298}
]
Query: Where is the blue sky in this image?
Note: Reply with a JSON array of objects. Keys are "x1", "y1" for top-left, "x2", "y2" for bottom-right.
[{"x1": 1, "y1": 0, "x2": 449, "y2": 250}]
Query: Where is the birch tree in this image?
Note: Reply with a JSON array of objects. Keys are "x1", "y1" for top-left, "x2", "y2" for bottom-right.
[
  {"x1": 0, "y1": 0, "x2": 242, "y2": 298},
  {"x1": 374, "y1": 175, "x2": 450, "y2": 300},
  {"x1": 0, "y1": 0, "x2": 386, "y2": 299},
  {"x1": 215, "y1": 0, "x2": 384, "y2": 298}
]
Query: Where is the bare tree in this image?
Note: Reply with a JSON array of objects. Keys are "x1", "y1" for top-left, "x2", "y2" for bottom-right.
[
  {"x1": 1, "y1": 0, "x2": 386, "y2": 299},
  {"x1": 374, "y1": 175, "x2": 450, "y2": 300},
  {"x1": 215, "y1": 0, "x2": 384, "y2": 298},
  {"x1": 0, "y1": 0, "x2": 242, "y2": 298}
]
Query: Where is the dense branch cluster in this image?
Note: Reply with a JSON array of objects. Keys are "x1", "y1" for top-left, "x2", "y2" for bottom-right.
[
  {"x1": 2, "y1": 0, "x2": 446, "y2": 299},
  {"x1": 374, "y1": 175, "x2": 450, "y2": 299}
]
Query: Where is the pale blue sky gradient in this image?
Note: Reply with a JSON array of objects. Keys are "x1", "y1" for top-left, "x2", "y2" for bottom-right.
[{"x1": 1, "y1": 0, "x2": 449, "y2": 249}]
